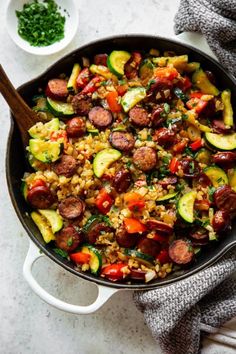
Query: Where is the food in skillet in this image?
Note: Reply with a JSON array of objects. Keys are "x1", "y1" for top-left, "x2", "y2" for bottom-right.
[{"x1": 22, "y1": 49, "x2": 236, "y2": 283}]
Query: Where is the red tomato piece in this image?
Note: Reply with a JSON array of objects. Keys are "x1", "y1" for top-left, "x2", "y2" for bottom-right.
[
  {"x1": 155, "y1": 67, "x2": 178, "y2": 81},
  {"x1": 116, "y1": 84, "x2": 128, "y2": 96},
  {"x1": 124, "y1": 192, "x2": 145, "y2": 212},
  {"x1": 70, "y1": 252, "x2": 91, "y2": 264},
  {"x1": 95, "y1": 188, "x2": 113, "y2": 214},
  {"x1": 156, "y1": 249, "x2": 171, "y2": 264},
  {"x1": 29, "y1": 179, "x2": 46, "y2": 190},
  {"x1": 189, "y1": 139, "x2": 203, "y2": 151},
  {"x1": 101, "y1": 263, "x2": 127, "y2": 281},
  {"x1": 169, "y1": 157, "x2": 179, "y2": 174},
  {"x1": 172, "y1": 141, "x2": 187, "y2": 154},
  {"x1": 123, "y1": 218, "x2": 147, "y2": 234},
  {"x1": 76, "y1": 68, "x2": 90, "y2": 89},
  {"x1": 81, "y1": 76, "x2": 101, "y2": 94},
  {"x1": 189, "y1": 92, "x2": 204, "y2": 99},
  {"x1": 106, "y1": 91, "x2": 122, "y2": 113}
]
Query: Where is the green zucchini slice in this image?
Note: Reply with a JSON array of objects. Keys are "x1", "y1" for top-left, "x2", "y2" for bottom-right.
[
  {"x1": 204, "y1": 166, "x2": 228, "y2": 187},
  {"x1": 153, "y1": 55, "x2": 188, "y2": 71},
  {"x1": 124, "y1": 249, "x2": 155, "y2": 266},
  {"x1": 178, "y1": 191, "x2": 197, "y2": 223},
  {"x1": 67, "y1": 63, "x2": 81, "y2": 92},
  {"x1": 156, "y1": 192, "x2": 178, "y2": 203},
  {"x1": 47, "y1": 97, "x2": 74, "y2": 117},
  {"x1": 93, "y1": 148, "x2": 121, "y2": 178},
  {"x1": 38, "y1": 209, "x2": 63, "y2": 233},
  {"x1": 205, "y1": 132, "x2": 236, "y2": 151},
  {"x1": 28, "y1": 118, "x2": 60, "y2": 139},
  {"x1": 31, "y1": 211, "x2": 55, "y2": 243},
  {"x1": 81, "y1": 245, "x2": 102, "y2": 275},
  {"x1": 195, "y1": 148, "x2": 211, "y2": 164},
  {"x1": 192, "y1": 69, "x2": 219, "y2": 96},
  {"x1": 221, "y1": 90, "x2": 234, "y2": 127},
  {"x1": 107, "y1": 50, "x2": 131, "y2": 77},
  {"x1": 29, "y1": 139, "x2": 63, "y2": 163},
  {"x1": 121, "y1": 87, "x2": 146, "y2": 112}
]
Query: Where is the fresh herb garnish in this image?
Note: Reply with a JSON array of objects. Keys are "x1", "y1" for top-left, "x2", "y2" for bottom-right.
[
  {"x1": 146, "y1": 170, "x2": 158, "y2": 185},
  {"x1": 164, "y1": 103, "x2": 170, "y2": 114},
  {"x1": 126, "y1": 160, "x2": 132, "y2": 169},
  {"x1": 146, "y1": 79, "x2": 156, "y2": 91},
  {"x1": 53, "y1": 248, "x2": 68, "y2": 259},
  {"x1": 208, "y1": 186, "x2": 216, "y2": 202},
  {"x1": 147, "y1": 134, "x2": 153, "y2": 141},
  {"x1": 189, "y1": 161, "x2": 195, "y2": 174},
  {"x1": 173, "y1": 87, "x2": 188, "y2": 102},
  {"x1": 67, "y1": 237, "x2": 73, "y2": 247},
  {"x1": 184, "y1": 147, "x2": 195, "y2": 158},
  {"x1": 182, "y1": 113, "x2": 188, "y2": 120}
]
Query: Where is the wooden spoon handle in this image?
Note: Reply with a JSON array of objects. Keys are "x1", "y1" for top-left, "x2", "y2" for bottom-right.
[{"x1": 0, "y1": 64, "x2": 38, "y2": 146}]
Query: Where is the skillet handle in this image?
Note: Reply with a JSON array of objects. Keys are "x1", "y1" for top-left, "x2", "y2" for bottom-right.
[{"x1": 23, "y1": 240, "x2": 118, "y2": 314}]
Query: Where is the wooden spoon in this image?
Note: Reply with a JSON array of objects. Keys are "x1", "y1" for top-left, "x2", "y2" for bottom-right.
[{"x1": 0, "y1": 64, "x2": 40, "y2": 147}]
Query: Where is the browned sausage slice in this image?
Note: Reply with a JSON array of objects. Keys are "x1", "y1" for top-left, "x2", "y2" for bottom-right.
[
  {"x1": 212, "y1": 210, "x2": 231, "y2": 232},
  {"x1": 212, "y1": 152, "x2": 236, "y2": 165},
  {"x1": 55, "y1": 225, "x2": 84, "y2": 252},
  {"x1": 58, "y1": 196, "x2": 85, "y2": 219},
  {"x1": 116, "y1": 225, "x2": 138, "y2": 248},
  {"x1": 109, "y1": 131, "x2": 135, "y2": 152},
  {"x1": 153, "y1": 128, "x2": 175, "y2": 146},
  {"x1": 52, "y1": 155, "x2": 77, "y2": 178},
  {"x1": 168, "y1": 239, "x2": 194, "y2": 264},
  {"x1": 180, "y1": 158, "x2": 200, "y2": 178},
  {"x1": 137, "y1": 238, "x2": 161, "y2": 257},
  {"x1": 133, "y1": 147, "x2": 157, "y2": 171},
  {"x1": 27, "y1": 186, "x2": 54, "y2": 209},
  {"x1": 212, "y1": 120, "x2": 233, "y2": 134},
  {"x1": 86, "y1": 222, "x2": 113, "y2": 244},
  {"x1": 45, "y1": 79, "x2": 68, "y2": 100},
  {"x1": 214, "y1": 185, "x2": 236, "y2": 213},
  {"x1": 94, "y1": 54, "x2": 108, "y2": 66},
  {"x1": 66, "y1": 117, "x2": 86, "y2": 137},
  {"x1": 159, "y1": 176, "x2": 177, "y2": 187},
  {"x1": 88, "y1": 106, "x2": 113, "y2": 129},
  {"x1": 129, "y1": 269, "x2": 146, "y2": 281},
  {"x1": 145, "y1": 219, "x2": 173, "y2": 235},
  {"x1": 72, "y1": 94, "x2": 93, "y2": 115},
  {"x1": 129, "y1": 107, "x2": 150, "y2": 127},
  {"x1": 189, "y1": 228, "x2": 209, "y2": 246},
  {"x1": 113, "y1": 169, "x2": 132, "y2": 193}
]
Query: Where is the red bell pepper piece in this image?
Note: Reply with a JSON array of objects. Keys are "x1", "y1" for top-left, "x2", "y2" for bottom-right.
[
  {"x1": 151, "y1": 233, "x2": 169, "y2": 244},
  {"x1": 106, "y1": 91, "x2": 122, "y2": 113},
  {"x1": 76, "y1": 68, "x2": 90, "y2": 89},
  {"x1": 95, "y1": 188, "x2": 113, "y2": 214},
  {"x1": 124, "y1": 192, "x2": 145, "y2": 212},
  {"x1": 172, "y1": 141, "x2": 187, "y2": 154},
  {"x1": 156, "y1": 249, "x2": 171, "y2": 264},
  {"x1": 50, "y1": 130, "x2": 68, "y2": 145},
  {"x1": 123, "y1": 218, "x2": 147, "y2": 234},
  {"x1": 181, "y1": 76, "x2": 192, "y2": 91},
  {"x1": 189, "y1": 92, "x2": 204, "y2": 99},
  {"x1": 101, "y1": 263, "x2": 127, "y2": 281},
  {"x1": 189, "y1": 138, "x2": 203, "y2": 151},
  {"x1": 186, "y1": 97, "x2": 208, "y2": 114},
  {"x1": 29, "y1": 179, "x2": 46, "y2": 190},
  {"x1": 155, "y1": 67, "x2": 178, "y2": 81},
  {"x1": 169, "y1": 157, "x2": 179, "y2": 174},
  {"x1": 81, "y1": 76, "x2": 101, "y2": 95},
  {"x1": 70, "y1": 252, "x2": 91, "y2": 264},
  {"x1": 194, "y1": 199, "x2": 210, "y2": 211},
  {"x1": 116, "y1": 84, "x2": 128, "y2": 96}
]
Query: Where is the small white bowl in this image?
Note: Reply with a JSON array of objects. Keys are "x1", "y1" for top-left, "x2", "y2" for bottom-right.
[{"x1": 6, "y1": 0, "x2": 79, "y2": 55}]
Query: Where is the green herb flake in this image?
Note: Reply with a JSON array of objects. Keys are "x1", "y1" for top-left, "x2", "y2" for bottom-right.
[
  {"x1": 53, "y1": 248, "x2": 68, "y2": 259},
  {"x1": 146, "y1": 79, "x2": 156, "y2": 91},
  {"x1": 208, "y1": 186, "x2": 216, "y2": 202},
  {"x1": 16, "y1": 0, "x2": 66, "y2": 47},
  {"x1": 164, "y1": 103, "x2": 170, "y2": 114},
  {"x1": 67, "y1": 237, "x2": 73, "y2": 247},
  {"x1": 182, "y1": 113, "x2": 188, "y2": 120}
]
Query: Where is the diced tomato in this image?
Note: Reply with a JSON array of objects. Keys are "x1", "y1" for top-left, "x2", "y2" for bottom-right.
[
  {"x1": 101, "y1": 263, "x2": 127, "y2": 281},
  {"x1": 189, "y1": 92, "x2": 204, "y2": 99},
  {"x1": 194, "y1": 199, "x2": 210, "y2": 211},
  {"x1": 76, "y1": 68, "x2": 90, "y2": 89},
  {"x1": 186, "y1": 98, "x2": 208, "y2": 114},
  {"x1": 81, "y1": 76, "x2": 101, "y2": 95},
  {"x1": 169, "y1": 157, "x2": 179, "y2": 174},
  {"x1": 95, "y1": 188, "x2": 113, "y2": 214},
  {"x1": 116, "y1": 84, "x2": 128, "y2": 96},
  {"x1": 155, "y1": 67, "x2": 178, "y2": 81},
  {"x1": 189, "y1": 138, "x2": 203, "y2": 151},
  {"x1": 124, "y1": 192, "x2": 145, "y2": 212},
  {"x1": 123, "y1": 218, "x2": 147, "y2": 234},
  {"x1": 70, "y1": 252, "x2": 91, "y2": 264},
  {"x1": 156, "y1": 249, "x2": 171, "y2": 264},
  {"x1": 172, "y1": 141, "x2": 187, "y2": 154},
  {"x1": 151, "y1": 233, "x2": 169, "y2": 244},
  {"x1": 50, "y1": 130, "x2": 68, "y2": 144},
  {"x1": 29, "y1": 179, "x2": 46, "y2": 190},
  {"x1": 106, "y1": 91, "x2": 122, "y2": 113}
]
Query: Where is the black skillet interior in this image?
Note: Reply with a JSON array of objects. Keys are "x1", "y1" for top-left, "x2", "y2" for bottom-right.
[{"x1": 6, "y1": 35, "x2": 236, "y2": 290}]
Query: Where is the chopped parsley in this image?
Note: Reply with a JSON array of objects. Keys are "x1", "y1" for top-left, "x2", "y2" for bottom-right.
[
  {"x1": 208, "y1": 186, "x2": 216, "y2": 202},
  {"x1": 164, "y1": 103, "x2": 170, "y2": 114},
  {"x1": 53, "y1": 248, "x2": 68, "y2": 259},
  {"x1": 67, "y1": 237, "x2": 73, "y2": 247},
  {"x1": 184, "y1": 147, "x2": 195, "y2": 158},
  {"x1": 146, "y1": 79, "x2": 156, "y2": 91},
  {"x1": 189, "y1": 161, "x2": 195, "y2": 174},
  {"x1": 182, "y1": 113, "x2": 188, "y2": 120}
]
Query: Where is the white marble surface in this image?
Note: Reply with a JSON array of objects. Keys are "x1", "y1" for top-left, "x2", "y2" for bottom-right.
[{"x1": 0, "y1": 1, "x2": 236, "y2": 353}]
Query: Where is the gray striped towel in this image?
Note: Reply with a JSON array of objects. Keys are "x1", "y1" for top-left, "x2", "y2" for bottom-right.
[{"x1": 174, "y1": 0, "x2": 236, "y2": 77}]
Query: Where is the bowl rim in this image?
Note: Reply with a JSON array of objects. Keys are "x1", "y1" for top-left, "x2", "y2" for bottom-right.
[
  {"x1": 5, "y1": 0, "x2": 79, "y2": 55},
  {"x1": 6, "y1": 34, "x2": 236, "y2": 290}
]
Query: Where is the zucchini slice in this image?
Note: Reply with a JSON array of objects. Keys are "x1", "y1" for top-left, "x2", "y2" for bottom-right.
[
  {"x1": 38, "y1": 209, "x2": 63, "y2": 233},
  {"x1": 80, "y1": 245, "x2": 102, "y2": 275},
  {"x1": 204, "y1": 166, "x2": 228, "y2": 187},
  {"x1": 29, "y1": 139, "x2": 63, "y2": 163},
  {"x1": 89, "y1": 64, "x2": 117, "y2": 81},
  {"x1": 67, "y1": 63, "x2": 81, "y2": 93},
  {"x1": 107, "y1": 50, "x2": 131, "y2": 77},
  {"x1": 31, "y1": 211, "x2": 55, "y2": 243},
  {"x1": 28, "y1": 118, "x2": 60, "y2": 139},
  {"x1": 182, "y1": 62, "x2": 200, "y2": 73},
  {"x1": 121, "y1": 87, "x2": 146, "y2": 112},
  {"x1": 192, "y1": 69, "x2": 219, "y2": 96},
  {"x1": 228, "y1": 168, "x2": 236, "y2": 191},
  {"x1": 195, "y1": 148, "x2": 211, "y2": 164},
  {"x1": 156, "y1": 192, "x2": 178, "y2": 203},
  {"x1": 47, "y1": 97, "x2": 74, "y2": 117},
  {"x1": 153, "y1": 55, "x2": 188, "y2": 71},
  {"x1": 124, "y1": 249, "x2": 154, "y2": 266},
  {"x1": 221, "y1": 90, "x2": 234, "y2": 127},
  {"x1": 205, "y1": 132, "x2": 236, "y2": 151},
  {"x1": 32, "y1": 96, "x2": 49, "y2": 113},
  {"x1": 178, "y1": 191, "x2": 197, "y2": 223},
  {"x1": 139, "y1": 59, "x2": 154, "y2": 85},
  {"x1": 93, "y1": 148, "x2": 121, "y2": 178}
]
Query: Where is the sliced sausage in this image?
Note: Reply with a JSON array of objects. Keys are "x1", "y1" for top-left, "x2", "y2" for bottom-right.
[
  {"x1": 196, "y1": 173, "x2": 212, "y2": 187},
  {"x1": 72, "y1": 94, "x2": 93, "y2": 115},
  {"x1": 153, "y1": 128, "x2": 175, "y2": 146},
  {"x1": 94, "y1": 54, "x2": 108, "y2": 66},
  {"x1": 58, "y1": 196, "x2": 85, "y2": 219},
  {"x1": 129, "y1": 107, "x2": 150, "y2": 127},
  {"x1": 151, "y1": 107, "x2": 164, "y2": 127},
  {"x1": 88, "y1": 106, "x2": 113, "y2": 129},
  {"x1": 214, "y1": 185, "x2": 236, "y2": 213},
  {"x1": 52, "y1": 155, "x2": 77, "y2": 178},
  {"x1": 116, "y1": 225, "x2": 138, "y2": 248},
  {"x1": 212, "y1": 120, "x2": 233, "y2": 134},
  {"x1": 129, "y1": 269, "x2": 146, "y2": 281},
  {"x1": 86, "y1": 222, "x2": 113, "y2": 244},
  {"x1": 212, "y1": 210, "x2": 231, "y2": 232},
  {"x1": 159, "y1": 176, "x2": 177, "y2": 188},
  {"x1": 189, "y1": 228, "x2": 209, "y2": 245},
  {"x1": 45, "y1": 79, "x2": 68, "y2": 100},
  {"x1": 55, "y1": 225, "x2": 84, "y2": 252},
  {"x1": 180, "y1": 158, "x2": 200, "y2": 178},
  {"x1": 168, "y1": 239, "x2": 194, "y2": 265},
  {"x1": 212, "y1": 152, "x2": 236, "y2": 165},
  {"x1": 66, "y1": 117, "x2": 86, "y2": 137},
  {"x1": 146, "y1": 219, "x2": 173, "y2": 235},
  {"x1": 109, "y1": 131, "x2": 135, "y2": 152},
  {"x1": 27, "y1": 185, "x2": 54, "y2": 209},
  {"x1": 113, "y1": 169, "x2": 132, "y2": 193},
  {"x1": 133, "y1": 147, "x2": 157, "y2": 172},
  {"x1": 137, "y1": 238, "x2": 161, "y2": 258}
]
